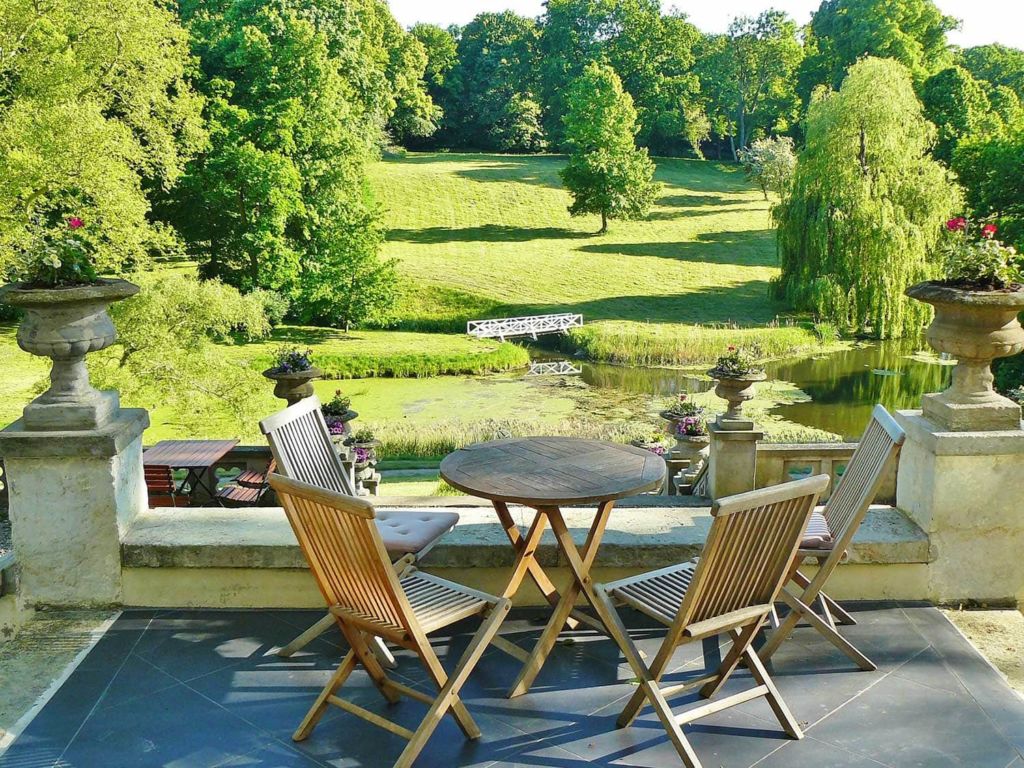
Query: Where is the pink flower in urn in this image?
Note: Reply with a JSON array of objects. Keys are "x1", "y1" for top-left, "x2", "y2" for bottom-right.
[
  {"x1": 67, "y1": 216, "x2": 84, "y2": 229},
  {"x1": 946, "y1": 217, "x2": 967, "y2": 232},
  {"x1": 981, "y1": 223, "x2": 998, "y2": 238}
]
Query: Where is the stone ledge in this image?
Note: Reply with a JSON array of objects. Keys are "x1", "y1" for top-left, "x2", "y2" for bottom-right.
[
  {"x1": 897, "y1": 411, "x2": 1024, "y2": 456},
  {"x1": 121, "y1": 502, "x2": 931, "y2": 571},
  {"x1": 0, "y1": 409, "x2": 149, "y2": 458}
]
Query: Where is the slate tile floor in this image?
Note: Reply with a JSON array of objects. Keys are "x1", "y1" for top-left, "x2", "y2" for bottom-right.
[{"x1": 1, "y1": 603, "x2": 1022, "y2": 768}]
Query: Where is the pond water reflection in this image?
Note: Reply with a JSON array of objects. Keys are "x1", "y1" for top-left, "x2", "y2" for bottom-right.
[{"x1": 548, "y1": 341, "x2": 951, "y2": 440}]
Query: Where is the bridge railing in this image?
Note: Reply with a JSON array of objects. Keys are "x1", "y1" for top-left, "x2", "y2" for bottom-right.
[{"x1": 467, "y1": 313, "x2": 583, "y2": 341}]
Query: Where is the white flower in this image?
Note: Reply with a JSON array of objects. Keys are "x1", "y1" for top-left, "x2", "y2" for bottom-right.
[{"x1": 42, "y1": 254, "x2": 62, "y2": 269}]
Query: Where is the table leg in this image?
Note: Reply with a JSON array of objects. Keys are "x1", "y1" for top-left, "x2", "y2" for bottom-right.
[
  {"x1": 507, "y1": 501, "x2": 614, "y2": 698},
  {"x1": 492, "y1": 502, "x2": 577, "y2": 630}
]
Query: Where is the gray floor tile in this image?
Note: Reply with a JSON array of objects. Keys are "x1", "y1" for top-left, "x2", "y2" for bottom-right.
[
  {"x1": 810, "y1": 672, "x2": 1020, "y2": 767},
  {"x1": 753, "y1": 735, "x2": 893, "y2": 767}
]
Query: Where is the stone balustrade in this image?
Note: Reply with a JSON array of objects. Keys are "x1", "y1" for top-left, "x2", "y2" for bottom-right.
[{"x1": 755, "y1": 442, "x2": 898, "y2": 505}]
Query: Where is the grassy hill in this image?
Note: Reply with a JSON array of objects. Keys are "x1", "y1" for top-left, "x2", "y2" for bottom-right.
[
  {"x1": 373, "y1": 153, "x2": 784, "y2": 328},
  {"x1": 371, "y1": 153, "x2": 826, "y2": 366}
]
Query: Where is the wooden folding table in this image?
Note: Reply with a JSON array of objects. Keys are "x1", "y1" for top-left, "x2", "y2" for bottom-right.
[{"x1": 440, "y1": 437, "x2": 665, "y2": 697}]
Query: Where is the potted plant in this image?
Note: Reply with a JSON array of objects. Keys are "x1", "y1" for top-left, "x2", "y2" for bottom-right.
[
  {"x1": 708, "y1": 346, "x2": 767, "y2": 429},
  {"x1": 322, "y1": 389, "x2": 357, "y2": 439},
  {"x1": 905, "y1": 218, "x2": 1024, "y2": 431},
  {"x1": 263, "y1": 345, "x2": 322, "y2": 406},
  {"x1": 347, "y1": 427, "x2": 379, "y2": 470},
  {"x1": 0, "y1": 216, "x2": 139, "y2": 430},
  {"x1": 660, "y1": 394, "x2": 710, "y2": 458},
  {"x1": 630, "y1": 433, "x2": 667, "y2": 457}
]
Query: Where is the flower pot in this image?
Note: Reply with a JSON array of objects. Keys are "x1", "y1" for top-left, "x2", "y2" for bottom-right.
[
  {"x1": 708, "y1": 369, "x2": 767, "y2": 430},
  {"x1": 263, "y1": 366, "x2": 323, "y2": 406},
  {"x1": 1, "y1": 279, "x2": 139, "y2": 430},
  {"x1": 671, "y1": 434, "x2": 710, "y2": 464},
  {"x1": 906, "y1": 281, "x2": 1024, "y2": 431}
]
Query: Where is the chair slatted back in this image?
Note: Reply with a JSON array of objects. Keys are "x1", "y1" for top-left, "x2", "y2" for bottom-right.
[
  {"x1": 260, "y1": 397, "x2": 356, "y2": 496},
  {"x1": 822, "y1": 405, "x2": 905, "y2": 546},
  {"x1": 677, "y1": 475, "x2": 829, "y2": 628},
  {"x1": 270, "y1": 473, "x2": 409, "y2": 634},
  {"x1": 144, "y1": 465, "x2": 178, "y2": 507}
]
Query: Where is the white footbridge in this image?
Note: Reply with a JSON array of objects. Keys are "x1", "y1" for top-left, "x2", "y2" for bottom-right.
[{"x1": 467, "y1": 313, "x2": 583, "y2": 341}]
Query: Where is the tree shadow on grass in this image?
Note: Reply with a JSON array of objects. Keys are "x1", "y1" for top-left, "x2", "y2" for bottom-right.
[
  {"x1": 387, "y1": 224, "x2": 591, "y2": 244},
  {"x1": 576, "y1": 230, "x2": 776, "y2": 267},
  {"x1": 454, "y1": 156, "x2": 566, "y2": 189},
  {"x1": 507, "y1": 279, "x2": 785, "y2": 325}
]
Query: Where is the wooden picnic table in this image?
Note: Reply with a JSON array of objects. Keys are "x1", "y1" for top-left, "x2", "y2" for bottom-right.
[
  {"x1": 440, "y1": 436, "x2": 666, "y2": 697},
  {"x1": 143, "y1": 439, "x2": 239, "y2": 506}
]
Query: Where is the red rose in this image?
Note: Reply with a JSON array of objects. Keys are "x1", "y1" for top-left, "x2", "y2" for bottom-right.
[
  {"x1": 67, "y1": 217, "x2": 84, "y2": 229},
  {"x1": 982, "y1": 223, "x2": 997, "y2": 238},
  {"x1": 946, "y1": 217, "x2": 967, "y2": 232}
]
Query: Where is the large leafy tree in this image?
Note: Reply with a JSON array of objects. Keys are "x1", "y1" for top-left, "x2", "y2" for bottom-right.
[
  {"x1": 696, "y1": 11, "x2": 803, "y2": 159},
  {"x1": 960, "y1": 44, "x2": 1024, "y2": 100},
  {"x1": 95, "y1": 273, "x2": 270, "y2": 438},
  {"x1": 953, "y1": 128, "x2": 1024, "y2": 247},
  {"x1": 560, "y1": 62, "x2": 660, "y2": 234},
  {"x1": 775, "y1": 57, "x2": 960, "y2": 339},
  {"x1": 0, "y1": 0, "x2": 204, "y2": 277},
  {"x1": 410, "y1": 24, "x2": 458, "y2": 101},
  {"x1": 539, "y1": 0, "x2": 705, "y2": 153},
  {"x1": 921, "y1": 65, "x2": 995, "y2": 163},
  {"x1": 165, "y1": 0, "x2": 400, "y2": 329},
  {"x1": 799, "y1": 0, "x2": 956, "y2": 98},
  {"x1": 440, "y1": 12, "x2": 544, "y2": 152}
]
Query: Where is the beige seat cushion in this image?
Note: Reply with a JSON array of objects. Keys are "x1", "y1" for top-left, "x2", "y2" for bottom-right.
[
  {"x1": 376, "y1": 509, "x2": 459, "y2": 556},
  {"x1": 801, "y1": 511, "x2": 833, "y2": 550}
]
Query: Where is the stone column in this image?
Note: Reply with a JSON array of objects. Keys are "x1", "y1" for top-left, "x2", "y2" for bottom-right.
[
  {"x1": 895, "y1": 410, "x2": 1024, "y2": 604},
  {"x1": 0, "y1": 409, "x2": 148, "y2": 607},
  {"x1": 707, "y1": 423, "x2": 764, "y2": 500}
]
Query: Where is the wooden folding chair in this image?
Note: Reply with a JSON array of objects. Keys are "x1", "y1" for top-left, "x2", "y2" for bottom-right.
[
  {"x1": 758, "y1": 405, "x2": 906, "y2": 672},
  {"x1": 270, "y1": 474, "x2": 510, "y2": 768},
  {"x1": 144, "y1": 465, "x2": 184, "y2": 507},
  {"x1": 592, "y1": 474, "x2": 829, "y2": 768},
  {"x1": 260, "y1": 397, "x2": 458, "y2": 662}
]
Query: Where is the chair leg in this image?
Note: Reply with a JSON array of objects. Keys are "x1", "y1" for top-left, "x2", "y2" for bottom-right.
[
  {"x1": 778, "y1": 590, "x2": 875, "y2": 671},
  {"x1": 739, "y1": 639, "x2": 803, "y2": 740},
  {"x1": 591, "y1": 588, "x2": 703, "y2": 768},
  {"x1": 277, "y1": 612, "x2": 335, "y2": 658},
  {"x1": 699, "y1": 622, "x2": 761, "y2": 699},
  {"x1": 395, "y1": 600, "x2": 511, "y2": 768},
  {"x1": 293, "y1": 650, "x2": 357, "y2": 741},
  {"x1": 792, "y1": 569, "x2": 857, "y2": 626},
  {"x1": 340, "y1": 624, "x2": 402, "y2": 704}
]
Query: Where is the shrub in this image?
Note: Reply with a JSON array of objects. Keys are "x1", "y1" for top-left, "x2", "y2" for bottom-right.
[{"x1": 250, "y1": 289, "x2": 290, "y2": 327}]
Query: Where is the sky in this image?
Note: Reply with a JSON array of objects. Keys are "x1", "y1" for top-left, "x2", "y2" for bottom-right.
[{"x1": 387, "y1": 0, "x2": 1024, "y2": 50}]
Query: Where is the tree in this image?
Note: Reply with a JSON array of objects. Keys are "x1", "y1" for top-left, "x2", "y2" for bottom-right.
[
  {"x1": 961, "y1": 44, "x2": 1024, "y2": 99},
  {"x1": 166, "y1": 0, "x2": 399, "y2": 329},
  {"x1": 94, "y1": 273, "x2": 270, "y2": 437},
  {"x1": 0, "y1": 0, "x2": 205, "y2": 278},
  {"x1": 738, "y1": 136, "x2": 797, "y2": 200},
  {"x1": 921, "y1": 66, "x2": 994, "y2": 163},
  {"x1": 800, "y1": 0, "x2": 957, "y2": 96},
  {"x1": 775, "y1": 58, "x2": 961, "y2": 339},
  {"x1": 953, "y1": 128, "x2": 1024, "y2": 246},
  {"x1": 560, "y1": 63, "x2": 660, "y2": 234},
  {"x1": 538, "y1": 0, "x2": 706, "y2": 154},
  {"x1": 440, "y1": 12, "x2": 543, "y2": 151},
  {"x1": 696, "y1": 11, "x2": 803, "y2": 158},
  {"x1": 410, "y1": 24, "x2": 458, "y2": 97}
]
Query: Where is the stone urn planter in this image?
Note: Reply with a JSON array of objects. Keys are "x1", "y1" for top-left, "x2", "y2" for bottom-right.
[
  {"x1": 707, "y1": 369, "x2": 767, "y2": 430},
  {"x1": 1, "y1": 278, "x2": 139, "y2": 430},
  {"x1": 263, "y1": 366, "x2": 323, "y2": 406},
  {"x1": 659, "y1": 410, "x2": 711, "y2": 462},
  {"x1": 906, "y1": 281, "x2": 1024, "y2": 431}
]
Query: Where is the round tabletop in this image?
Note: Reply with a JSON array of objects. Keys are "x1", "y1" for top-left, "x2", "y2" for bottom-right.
[{"x1": 440, "y1": 437, "x2": 667, "y2": 506}]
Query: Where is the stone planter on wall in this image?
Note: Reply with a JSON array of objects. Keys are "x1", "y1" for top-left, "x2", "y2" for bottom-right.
[
  {"x1": 1, "y1": 279, "x2": 139, "y2": 430},
  {"x1": 906, "y1": 281, "x2": 1024, "y2": 431},
  {"x1": 708, "y1": 370, "x2": 767, "y2": 431},
  {"x1": 263, "y1": 366, "x2": 323, "y2": 406}
]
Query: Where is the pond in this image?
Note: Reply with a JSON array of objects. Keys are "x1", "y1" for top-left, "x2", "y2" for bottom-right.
[{"x1": 547, "y1": 341, "x2": 951, "y2": 441}]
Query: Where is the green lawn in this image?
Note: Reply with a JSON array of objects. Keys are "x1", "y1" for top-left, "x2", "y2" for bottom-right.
[{"x1": 373, "y1": 153, "x2": 786, "y2": 331}]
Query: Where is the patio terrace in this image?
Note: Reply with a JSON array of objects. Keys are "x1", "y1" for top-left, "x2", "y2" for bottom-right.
[{"x1": 1, "y1": 603, "x2": 1023, "y2": 767}]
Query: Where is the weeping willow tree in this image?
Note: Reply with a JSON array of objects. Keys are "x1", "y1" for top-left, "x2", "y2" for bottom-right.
[{"x1": 775, "y1": 57, "x2": 961, "y2": 338}]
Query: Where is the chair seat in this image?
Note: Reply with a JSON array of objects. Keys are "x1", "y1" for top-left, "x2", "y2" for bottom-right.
[
  {"x1": 376, "y1": 510, "x2": 459, "y2": 557},
  {"x1": 217, "y1": 484, "x2": 266, "y2": 505},
  {"x1": 801, "y1": 510, "x2": 833, "y2": 550},
  {"x1": 235, "y1": 469, "x2": 269, "y2": 489},
  {"x1": 606, "y1": 561, "x2": 697, "y2": 626},
  {"x1": 400, "y1": 571, "x2": 492, "y2": 634}
]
